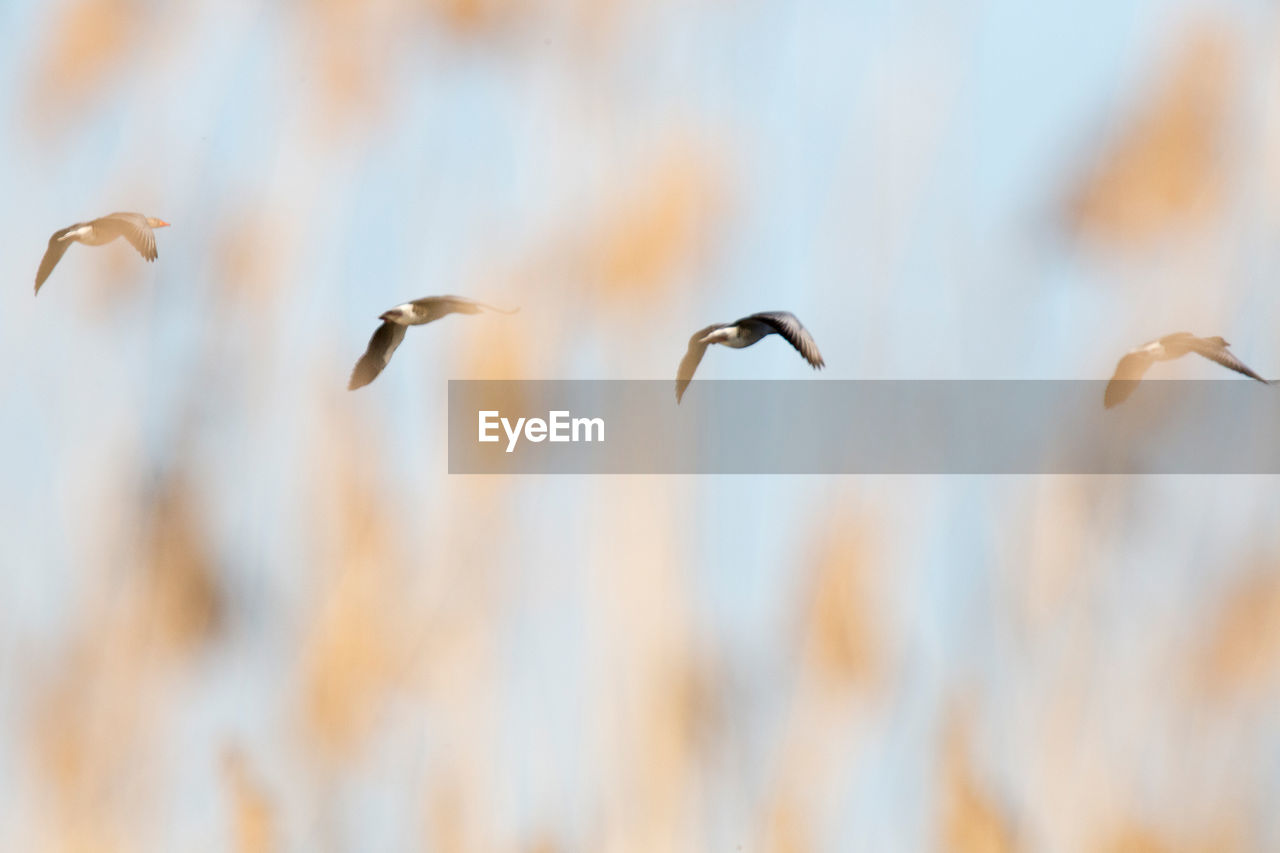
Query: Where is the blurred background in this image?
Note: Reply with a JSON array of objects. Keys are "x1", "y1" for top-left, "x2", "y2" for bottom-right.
[{"x1": 3, "y1": 0, "x2": 1280, "y2": 849}]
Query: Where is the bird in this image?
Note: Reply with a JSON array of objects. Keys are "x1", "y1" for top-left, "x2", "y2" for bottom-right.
[
  {"x1": 675, "y1": 311, "x2": 824, "y2": 403},
  {"x1": 1104, "y1": 332, "x2": 1272, "y2": 408},
  {"x1": 34, "y1": 212, "x2": 170, "y2": 294},
  {"x1": 348, "y1": 295, "x2": 519, "y2": 390}
]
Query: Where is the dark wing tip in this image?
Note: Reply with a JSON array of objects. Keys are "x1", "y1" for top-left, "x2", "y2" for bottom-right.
[
  {"x1": 1103, "y1": 379, "x2": 1136, "y2": 408},
  {"x1": 348, "y1": 369, "x2": 372, "y2": 391},
  {"x1": 348, "y1": 322, "x2": 403, "y2": 390},
  {"x1": 348, "y1": 355, "x2": 379, "y2": 390},
  {"x1": 35, "y1": 240, "x2": 69, "y2": 293}
]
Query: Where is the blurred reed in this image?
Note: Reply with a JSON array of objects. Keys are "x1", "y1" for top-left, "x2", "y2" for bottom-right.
[
  {"x1": 1065, "y1": 25, "x2": 1234, "y2": 246},
  {"x1": 25, "y1": 464, "x2": 222, "y2": 850},
  {"x1": 576, "y1": 144, "x2": 725, "y2": 307},
  {"x1": 222, "y1": 745, "x2": 278, "y2": 853},
  {"x1": 27, "y1": 0, "x2": 142, "y2": 131},
  {"x1": 1192, "y1": 559, "x2": 1280, "y2": 701},
  {"x1": 297, "y1": 405, "x2": 415, "y2": 764},
  {"x1": 940, "y1": 709, "x2": 1017, "y2": 853},
  {"x1": 9, "y1": 2, "x2": 1280, "y2": 851},
  {"x1": 758, "y1": 508, "x2": 886, "y2": 851}
]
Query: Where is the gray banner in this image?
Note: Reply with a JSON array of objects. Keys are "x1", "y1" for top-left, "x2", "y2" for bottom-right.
[{"x1": 446, "y1": 380, "x2": 1280, "y2": 474}]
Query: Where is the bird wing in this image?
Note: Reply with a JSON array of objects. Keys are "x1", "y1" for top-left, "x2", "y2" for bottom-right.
[
  {"x1": 34, "y1": 230, "x2": 74, "y2": 294},
  {"x1": 1103, "y1": 350, "x2": 1155, "y2": 408},
  {"x1": 412, "y1": 295, "x2": 474, "y2": 316},
  {"x1": 675, "y1": 324, "x2": 722, "y2": 403},
  {"x1": 1188, "y1": 338, "x2": 1271, "y2": 384},
  {"x1": 475, "y1": 302, "x2": 520, "y2": 314},
  {"x1": 348, "y1": 321, "x2": 408, "y2": 390},
  {"x1": 97, "y1": 212, "x2": 158, "y2": 261},
  {"x1": 411, "y1": 295, "x2": 519, "y2": 319},
  {"x1": 743, "y1": 312, "x2": 825, "y2": 368}
]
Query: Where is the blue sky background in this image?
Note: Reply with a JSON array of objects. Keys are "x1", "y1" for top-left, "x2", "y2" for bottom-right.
[{"x1": 2, "y1": 0, "x2": 1280, "y2": 849}]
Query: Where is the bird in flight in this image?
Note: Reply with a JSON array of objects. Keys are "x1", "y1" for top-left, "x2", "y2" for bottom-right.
[
  {"x1": 35, "y1": 212, "x2": 170, "y2": 294},
  {"x1": 1104, "y1": 332, "x2": 1272, "y2": 408},
  {"x1": 348, "y1": 295, "x2": 519, "y2": 390},
  {"x1": 675, "y1": 311, "x2": 824, "y2": 403}
]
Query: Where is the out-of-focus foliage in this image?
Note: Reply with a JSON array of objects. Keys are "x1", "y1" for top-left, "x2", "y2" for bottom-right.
[
  {"x1": 1065, "y1": 26, "x2": 1234, "y2": 246},
  {"x1": 3, "y1": 0, "x2": 1280, "y2": 850}
]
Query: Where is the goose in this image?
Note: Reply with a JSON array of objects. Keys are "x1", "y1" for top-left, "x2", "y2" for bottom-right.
[
  {"x1": 676, "y1": 311, "x2": 824, "y2": 403},
  {"x1": 35, "y1": 212, "x2": 170, "y2": 294},
  {"x1": 348, "y1": 295, "x2": 518, "y2": 390},
  {"x1": 1104, "y1": 332, "x2": 1271, "y2": 408}
]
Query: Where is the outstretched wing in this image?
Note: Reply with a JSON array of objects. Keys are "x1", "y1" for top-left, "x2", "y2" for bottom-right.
[
  {"x1": 1188, "y1": 339, "x2": 1271, "y2": 384},
  {"x1": 411, "y1": 295, "x2": 480, "y2": 319},
  {"x1": 675, "y1": 324, "x2": 722, "y2": 404},
  {"x1": 409, "y1": 295, "x2": 520, "y2": 321},
  {"x1": 97, "y1": 212, "x2": 158, "y2": 261},
  {"x1": 744, "y1": 312, "x2": 825, "y2": 368},
  {"x1": 348, "y1": 321, "x2": 408, "y2": 390},
  {"x1": 34, "y1": 231, "x2": 73, "y2": 294},
  {"x1": 1103, "y1": 351, "x2": 1155, "y2": 408}
]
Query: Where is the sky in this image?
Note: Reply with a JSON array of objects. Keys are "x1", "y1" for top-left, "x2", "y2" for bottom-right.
[{"x1": 2, "y1": 0, "x2": 1280, "y2": 850}]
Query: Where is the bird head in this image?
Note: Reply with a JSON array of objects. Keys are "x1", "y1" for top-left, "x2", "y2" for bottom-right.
[
  {"x1": 380, "y1": 306, "x2": 411, "y2": 323},
  {"x1": 146, "y1": 218, "x2": 171, "y2": 229}
]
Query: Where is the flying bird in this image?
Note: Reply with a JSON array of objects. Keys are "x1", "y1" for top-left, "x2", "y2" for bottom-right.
[
  {"x1": 676, "y1": 311, "x2": 824, "y2": 403},
  {"x1": 348, "y1": 295, "x2": 519, "y2": 390},
  {"x1": 1104, "y1": 332, "x2": 1272, "y2": 408},
  {"x1": 34, "y1": 212, "x2": 170, "y2": 294}
]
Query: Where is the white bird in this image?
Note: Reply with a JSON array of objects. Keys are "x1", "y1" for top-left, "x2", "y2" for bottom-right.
[
  {"x1": 1104, "y1": 332, "x2": 1271, "y2": 408},
  {"x1": 35, "y1": 212, "x2": 170, "y2": 294},
  {"x1": 348, "y1": 295, "x2": 518, "y2": 390},
  {"x1": 676, "y1": 311, "x2": 824, "y2": 403}
]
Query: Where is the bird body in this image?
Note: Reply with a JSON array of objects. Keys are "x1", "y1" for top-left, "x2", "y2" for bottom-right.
[
  {"x1": 348, "y1": 295, "x2": 518, "y2": 390},
  {"x1": 35, "y1": 212, "x2": 170, "y2": 294},
  {"x1": 676, "y1": 311, "x2": 824, "y2": 403},
  {"x1": 699, "y1": 321, "x2": 767, "y2": 348},
  {"x1": 1104, "y1": 331, "x2": 1271, "y2": 408}
]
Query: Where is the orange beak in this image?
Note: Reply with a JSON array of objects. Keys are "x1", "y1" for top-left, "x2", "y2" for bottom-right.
[{"x1": 155, "y1": 220, "x2": 171, "y2": 228}]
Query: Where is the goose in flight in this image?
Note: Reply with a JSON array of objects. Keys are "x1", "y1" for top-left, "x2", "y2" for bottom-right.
[
  {"x1": 676, "y1": 311, "x2": 824, "y2": 403},
  {"x1": 348, "y1": 295, "x2": 518, "y2": 390},
  {"x1": 35, "y1": 212, "x2": 170, "y2": 294},
  {"x1": 1104, "y1": 332, "x2": 1271, "y2": 408}
]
